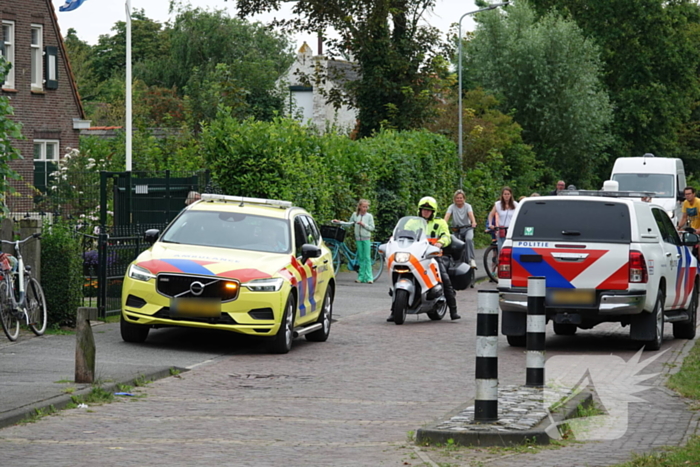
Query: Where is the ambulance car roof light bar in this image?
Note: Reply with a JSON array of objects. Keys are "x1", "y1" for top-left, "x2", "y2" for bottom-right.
[{"x1": 200, "y1": 194, "x2": 293, "y2": 208}]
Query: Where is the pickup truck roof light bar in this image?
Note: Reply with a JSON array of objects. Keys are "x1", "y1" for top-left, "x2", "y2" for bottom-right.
[
  {"x1": 558, "y1": 190, "x2": 655, "y2": 199},
  {"x1": 200, "y1": 193, "x2": 293, "y2": 208}
]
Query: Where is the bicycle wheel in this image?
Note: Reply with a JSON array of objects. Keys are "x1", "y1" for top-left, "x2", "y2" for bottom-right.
[
  {"x1": 26, "y1": 277, "x2": 47, "y2": 336},
  {"x1": 325, "y1": 240, "x2": 342, "y2": 274},
  {"x1": 370, "y1": 243, "x2": 384, "y2": 281},
  {"x1": 0, "y1": 278, "x2": 19, "y2": 341},
  {"x1": 483, "y1": 244, "x2": 499, "y2": 283}
]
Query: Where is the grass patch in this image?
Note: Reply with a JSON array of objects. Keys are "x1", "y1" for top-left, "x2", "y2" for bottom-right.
[
  {"x1": 170, "y1": 368, "x2": 182, "y2": 377},
  {"x1": 22, "y1": 405, "x2": 58, "y2": 423},
  {"x1": 133, "y1": 374, "x2": 152, "y2": 387},
  {"x1": 62, "y1": 387, "x2": 76, "y2": 394},
  {"x1": 615, "y1": 436, "x2": 700, "y2": 466},
  {"x1": 71, "y1": 385, "x2": 114, "y2": 406},
  {"x1": 43, "y1": 324, "x2": 75, "y2": 336},
  {"x1": 54, "y1": 378, "x2": 72, "y2": 384},
  {"x1": 667, "y1": 342, "x2": 700, "y2": 400}
]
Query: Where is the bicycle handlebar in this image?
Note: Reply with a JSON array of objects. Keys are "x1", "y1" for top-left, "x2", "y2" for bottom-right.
[{"x1": 1, "y1": 233, "x2": 42, "y2": 245}]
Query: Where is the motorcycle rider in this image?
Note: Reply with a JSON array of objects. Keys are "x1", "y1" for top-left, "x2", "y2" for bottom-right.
[{"x1": 388, "y1": 196, "x2": 461, "y2": 322}]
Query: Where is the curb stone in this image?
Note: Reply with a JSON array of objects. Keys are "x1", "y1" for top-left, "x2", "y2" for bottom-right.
[{"x1": 416, "y1": 388, "x2": 593, "y2": 447}]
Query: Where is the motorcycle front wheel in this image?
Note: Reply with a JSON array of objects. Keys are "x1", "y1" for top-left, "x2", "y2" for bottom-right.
[{"x1": 392, "y1": 289, "x2": 408, "y2": 325}]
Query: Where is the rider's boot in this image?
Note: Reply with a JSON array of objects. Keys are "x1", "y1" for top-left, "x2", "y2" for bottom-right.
[
  {"x1": 450, "y1": 307, "x2": 461, "y2": 320},
  {"x1": 387, "y1": 314, "x2": 394, "y2": 322}
]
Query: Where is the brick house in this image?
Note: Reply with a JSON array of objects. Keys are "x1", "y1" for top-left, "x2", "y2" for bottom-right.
[{"x1": 1, "y1": 0, "x2": 87, "y2": 212}]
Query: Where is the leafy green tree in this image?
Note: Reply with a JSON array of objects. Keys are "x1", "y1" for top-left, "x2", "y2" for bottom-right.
[
  {"x1": 91, "y1": 9, "x2": 166, "y2": 84},
  {"x1": 145, "y1": 3, "x2": 294, "y2": 126},
  {"x1": 0, "y1": 57, "x2": 23, "y2": 214},
  {"x1": 466, "y1": 1, "x2": 613, "y2": 187},
  {"x1": 63, "y1": 28, "x2": 101, "y2": 102},
  {"x1": 529, "y1": 0, "x2": 700, "y2": 170},
  {"x1": 235, "y1": 0, "x2": 446, "y2": 138}
]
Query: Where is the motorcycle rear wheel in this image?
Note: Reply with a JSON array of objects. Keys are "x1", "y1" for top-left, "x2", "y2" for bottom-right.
[
  {"x1": 392, "y1": 289, "x2": 408, "y2": 325},
  {"x1": 427, "y1": 299, "x2": 447, "y2": 321}
]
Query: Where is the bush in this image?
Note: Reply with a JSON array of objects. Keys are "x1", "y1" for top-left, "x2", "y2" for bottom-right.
[{"x1": 42, "y1": 222, "x2": 83, "y2": 327}]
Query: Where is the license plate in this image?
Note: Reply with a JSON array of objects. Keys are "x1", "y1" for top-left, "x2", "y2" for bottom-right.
[
  {"x1": 170, "y1": 298, "x2": 221, "y2": 318},
  {"x1": 547, "y1": 289, "x2": 596, "y2": 306}
]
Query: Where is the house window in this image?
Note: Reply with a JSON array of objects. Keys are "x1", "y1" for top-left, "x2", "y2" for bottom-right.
[
  {"x1": 30, "y1": 25, "x2": 43, "y2": 91},
  {"x1": 1, "y1": 21, "x2": 14, "y2": 88},
  {"x1": 33, "y1": 140, "x2": 59, "y2": 193}
]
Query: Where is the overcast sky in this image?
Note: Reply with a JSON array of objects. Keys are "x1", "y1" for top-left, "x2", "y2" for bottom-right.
[{"x1": 51, "y1": 0, "x2": 486, "y2": 50}]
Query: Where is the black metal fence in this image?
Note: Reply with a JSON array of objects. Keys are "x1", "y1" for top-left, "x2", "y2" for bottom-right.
[{"x1": 15, "y1": 169, "x2": 214, "y2": 319}]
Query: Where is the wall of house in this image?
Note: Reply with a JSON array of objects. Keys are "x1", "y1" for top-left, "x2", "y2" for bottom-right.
[
  {"x1": 285, "y1": 43, "x2": 357, "y2": 134},
  {"x1": 1, "y1": 0, "x2": 83, "y2": 212}
]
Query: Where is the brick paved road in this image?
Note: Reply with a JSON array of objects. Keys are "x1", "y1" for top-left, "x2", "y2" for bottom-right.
[{"x1": 0, "y1": 279, "x2": 697, "y2": 467}]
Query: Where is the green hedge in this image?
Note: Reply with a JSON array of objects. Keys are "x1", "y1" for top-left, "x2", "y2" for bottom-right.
[
  {"x1": 41, "y1": 222, "x2": 83, "y2": 327},
  {"x1": 201, "y1": 115, "x2": 462, "y2": 242}
]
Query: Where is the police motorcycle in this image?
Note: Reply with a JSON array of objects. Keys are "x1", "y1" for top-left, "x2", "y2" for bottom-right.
[{"x1": 380, "y1": 216, "x2": 472, "y2": 325}]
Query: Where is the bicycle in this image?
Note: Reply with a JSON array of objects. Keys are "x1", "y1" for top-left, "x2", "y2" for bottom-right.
[
  {"x1": 0, "y1": 233, "x2": 47, "y2": 341},
  {"x1": 321, "y1": 224, "x2": 384, "y2": 282},
  {"x1": 483, "y1": 227, "x2": 507, "y2": 283}
]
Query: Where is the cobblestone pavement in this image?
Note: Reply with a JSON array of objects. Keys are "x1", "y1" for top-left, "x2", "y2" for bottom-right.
[{"x1": 0, "y1": 281, "x2": 697, "y2": 467}]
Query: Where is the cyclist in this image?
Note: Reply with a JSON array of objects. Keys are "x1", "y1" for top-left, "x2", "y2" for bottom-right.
[
  {"x1": 444, "y1": 189, "x2": 477, "y2": 268},
  {"x1": 388, "y1": 196, "x2": 460, "y2": 321}
]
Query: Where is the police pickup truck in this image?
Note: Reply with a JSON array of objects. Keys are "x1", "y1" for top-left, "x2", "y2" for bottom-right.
[{"x1": 497, "y1": 189, "x2": 699, "y2": 350}]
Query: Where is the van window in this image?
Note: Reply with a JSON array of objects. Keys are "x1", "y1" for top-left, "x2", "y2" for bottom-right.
[
  {"x1": 611, "y1": 173, "x2": 674, "y2": 198},
  {"x1": 512, "y1": 200, "x2": 631, "y2": 243}
]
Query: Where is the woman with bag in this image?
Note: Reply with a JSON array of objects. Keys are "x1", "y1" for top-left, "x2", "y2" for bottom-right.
[
  {"x1": 489, "y1": 187, "x2": 518, "y2": 251},
  {"x1": 333, "y1": 199, "x2": 375, "y2": 283}
]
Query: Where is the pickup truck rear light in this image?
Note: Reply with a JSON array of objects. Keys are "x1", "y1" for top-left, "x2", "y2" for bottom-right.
[
  {"x1": 498, "y1": 247, "x2": 512, "y2": 280},
  {"x1": 629, "y1": 250, "x2": 648, "y2": 283}
]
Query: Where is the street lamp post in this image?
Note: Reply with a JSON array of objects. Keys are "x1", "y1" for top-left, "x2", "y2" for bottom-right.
[{"x1": 458, "y1": 2, "x2": 509, "y2": 188}]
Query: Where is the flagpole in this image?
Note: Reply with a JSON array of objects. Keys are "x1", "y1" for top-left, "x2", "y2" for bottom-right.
[{"x1": 125, "y1": 0, "x2": 132, "y2": 171}]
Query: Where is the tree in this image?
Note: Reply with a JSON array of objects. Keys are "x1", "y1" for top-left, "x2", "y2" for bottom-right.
[
  {"x1": 235, "y1": 0, "x2": 445, "y2": 138},
  {"x1": 144, "y1": 3, "x2": 295, "y2": 126},
  {"x1": 91, "y1": 9, "x2": 166, "y2": 84},
  {"x1": 466, "y1": 1, "x2": 613, "y2": 187},
  {"x1": 529, "y1": 0, "x2": 700, "y2": 169},
  {"x1": 0, "y1": 57, "x2": 23, "y2": 214}
]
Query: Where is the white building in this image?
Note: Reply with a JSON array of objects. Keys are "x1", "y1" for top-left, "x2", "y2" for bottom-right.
[{"x1": 285, "y1": 42, "x2": 358, "y2": 134}]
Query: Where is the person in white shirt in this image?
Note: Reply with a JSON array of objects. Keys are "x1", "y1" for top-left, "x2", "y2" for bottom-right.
[
  {"x1": 488, "y1": 187, "x2": 519, "y2": 251},
  {"x1": 444, "y1": 189, "x2": 477, "y2": 268}
]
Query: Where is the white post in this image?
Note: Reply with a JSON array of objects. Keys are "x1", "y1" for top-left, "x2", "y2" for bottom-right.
[{"x1": 125, "y1": 0, "x2": 132, "y2": 172}]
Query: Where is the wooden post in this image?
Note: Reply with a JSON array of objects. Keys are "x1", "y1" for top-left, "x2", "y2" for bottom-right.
[{"x1": 75, "y1": 307, "x2": 98, "y2": 384}]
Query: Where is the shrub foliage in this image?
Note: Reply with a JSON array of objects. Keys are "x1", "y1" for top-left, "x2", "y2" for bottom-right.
[{"x1": 41, "y1": 222, "x2": 83, "y2": 327}]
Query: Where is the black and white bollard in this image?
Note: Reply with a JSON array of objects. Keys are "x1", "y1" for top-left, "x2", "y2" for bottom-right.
[
  {"x1": 526, "y1": 276, "x2": 546, "y2": 387},
  {"x1": 475, "y1": 289, "x2": 499, "y2": 422}
]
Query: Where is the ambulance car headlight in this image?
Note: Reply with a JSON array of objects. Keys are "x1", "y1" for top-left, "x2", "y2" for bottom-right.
[{"x1": 244, "y1": 277, "x2": 284, "y2": 292}]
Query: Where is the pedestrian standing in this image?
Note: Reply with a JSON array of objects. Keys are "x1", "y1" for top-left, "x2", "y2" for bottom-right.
[
  {"x1": 334, "y1": 199, "x2": 375, "y2": 283},
  {"x1": 444, "y1": 189, "x2": 477, "y2": 268},
  {"x1": 549, "y1": 181, "x2": 565, "y2": 195}
]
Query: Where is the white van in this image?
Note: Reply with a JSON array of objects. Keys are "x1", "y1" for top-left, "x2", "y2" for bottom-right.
[{"x1": 610, "y1": 153, "x2": 686, "y2": 220}]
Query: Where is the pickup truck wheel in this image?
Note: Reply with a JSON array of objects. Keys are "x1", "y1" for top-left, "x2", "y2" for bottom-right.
[
  {"x1": 506, "y1": 335, "x2": 526, "y2": 347},
  {"x1": 553, "y1": 323, "x2": 577, "y2": 336},
  {"x1": 646, "y1": 291, "x2": 665, "y2": 351},
  {"x1": 674, "y1": 283, "x2": 698, "y2": 340}
]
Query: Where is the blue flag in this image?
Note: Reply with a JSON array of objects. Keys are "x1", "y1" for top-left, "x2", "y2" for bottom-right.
[{"x1": 59, "y1": 0, "x2": 88, "y2": 12}]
